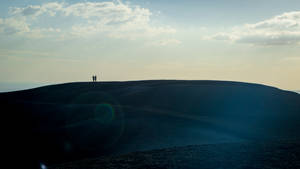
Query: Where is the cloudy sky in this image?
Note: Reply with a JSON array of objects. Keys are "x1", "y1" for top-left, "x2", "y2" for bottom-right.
[{"x1": 0, "y1": 0, "x2": 300, "y2": 91}]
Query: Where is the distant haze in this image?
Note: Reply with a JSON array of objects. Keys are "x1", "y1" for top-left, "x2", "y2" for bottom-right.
[{"x1": 0, "y1": 82, "x2": 47, "y2": 93}]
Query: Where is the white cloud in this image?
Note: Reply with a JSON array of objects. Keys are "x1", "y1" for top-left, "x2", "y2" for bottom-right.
[
  {"x1": 64, "y1": 1, "x2": 176, "y2": 39},
  {"x1": 21, "y1": 6, "x2": 41, "y2": 16},
  {"x1": 0, "y1": 1, "x2": 177, "y2": 41},
  {"x1": 154, "y1": 39, "x2": 182, "y2": 46},
  {"x1": 9, "y1": 2, "x2": 64, "y2": 17},
  {"x1": 0, "y1": 17, "x2": 30, "y2": 35},
  {"x1": 0, "y1": 16, "x2": 60, "y2": 38},
  {"x1": 209, "y1": 33, "x2": 234, "y2": 41},
  {"x1": 210, "y1": 11, "x2": 300, "y2": 46}
]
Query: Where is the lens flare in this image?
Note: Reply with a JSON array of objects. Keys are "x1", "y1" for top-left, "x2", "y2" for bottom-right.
[
  {"x1": 40, "y1": 163, "x2": 47, "y2": 169},
  {"x1": 94, "y1": 103, "x2": 115, "y2": 124},
  {"x1": 66, "y1": 91, "x2": 125, "y2": 150}
]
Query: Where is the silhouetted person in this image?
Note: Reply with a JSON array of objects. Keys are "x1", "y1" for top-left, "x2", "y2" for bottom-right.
[
  {"x1": 92, "y1": 75, "x2": 95, "y2": 82},
  {"x1": 95, "y1": 75, "x2": 97, "y2": 82}
]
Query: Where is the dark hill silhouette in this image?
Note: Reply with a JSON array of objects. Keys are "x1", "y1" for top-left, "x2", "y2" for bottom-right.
[{"x1": 1, "y1": 80, "x2": 300, "y2": 168}]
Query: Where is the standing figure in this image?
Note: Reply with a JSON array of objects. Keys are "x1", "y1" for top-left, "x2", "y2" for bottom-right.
[
  {"x1": 95, "y1": 75, "x2": 97, "y2": 82},
  {"x1": 92, "y1": 75, "x2": 95, "y2": 82}
]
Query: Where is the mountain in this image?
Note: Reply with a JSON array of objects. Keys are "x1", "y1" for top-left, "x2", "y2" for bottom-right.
[{"x1": 1, "y1": 80, "x2": 300, "y2": 168}]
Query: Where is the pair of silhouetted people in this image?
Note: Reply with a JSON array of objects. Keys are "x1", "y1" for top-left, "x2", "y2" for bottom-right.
[{"x1": 92, "y1": 75, "x2": 97, "y2": 82}]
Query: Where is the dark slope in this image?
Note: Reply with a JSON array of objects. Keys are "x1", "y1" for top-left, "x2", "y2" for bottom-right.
[
  {"x1": 51, "y1": 140, "x2": 300, "y2": 169},
  {"x1": 1, "y1": 80, "x2": 300, "y2": 168}
]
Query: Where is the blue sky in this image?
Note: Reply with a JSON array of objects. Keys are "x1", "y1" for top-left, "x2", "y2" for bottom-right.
[
  {"x1": 133, "y1": 0, "x2": 300, "y2": 25},
  {"x1": 0, "y1": 0, "x2": 300, "y2": 91},
  {"x1": 2, "y1": 0, "x2": 300, "y2": 25}
]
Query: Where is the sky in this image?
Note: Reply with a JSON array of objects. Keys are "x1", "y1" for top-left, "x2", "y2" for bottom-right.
[{"x1": 0, "y1": 0, "x2": 300, "y2": 91}]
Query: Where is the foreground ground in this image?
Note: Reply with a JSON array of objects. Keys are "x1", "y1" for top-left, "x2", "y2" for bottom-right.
[
  {"x1": 1, "y1": 80, "x2": 300, "y2": 168},
  {"x1": 51, "y1": 140, "x2": 300, "y2": 169}
]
